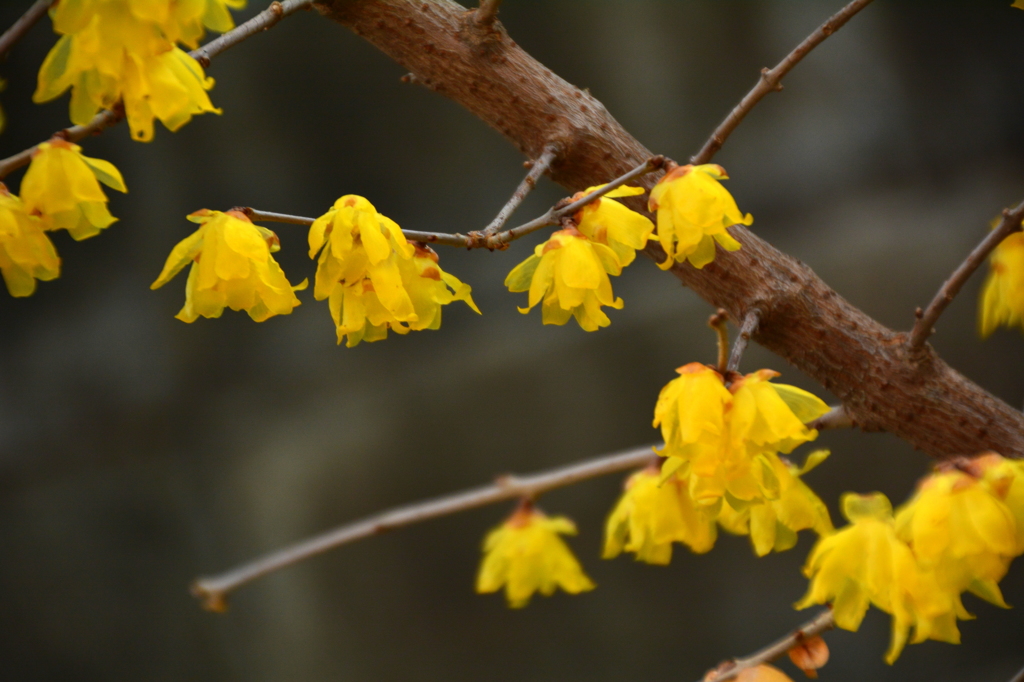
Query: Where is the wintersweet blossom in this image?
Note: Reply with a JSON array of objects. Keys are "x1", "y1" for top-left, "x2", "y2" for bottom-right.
[
  {"x1": 476, "y1": 506, "x2": 595, "y2": 608},
  {"x1": 0, "y1": 185, "x2": 60, "y2": 297},
  {"x1": 151, "y1": 209, "x2": 305, "y2": 322},
  {"x1": 978, "y1": 231, "x2": 1024, "y2": 337},
  {"x1": 572, "y1": 185, "x2": 654, "y2": 267},
  {"x1": 131, "y1": 0, "x2": 247, "y2": 49},
  {"x1": 603, "y1": 465, "x2": 717, "y2": 565},
  {"x1": 20, "y1": 139, "x2": 127, "y2": 240},
  {"x1": 505, "y1": 226, "x2": 623, "y2": 331},
  {"x1": 648, "y1": 164, "x2": 751, "y2": 270}
]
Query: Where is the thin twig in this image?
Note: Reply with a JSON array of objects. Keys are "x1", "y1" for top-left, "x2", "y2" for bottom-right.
[
  {"x1": 700, "y1": 610, "x2": 835, "y2": 682},
  {"x1": 0, "y1": 0, "x2": 54, "y2": 63},
  {"x1": 242, "y1": 155, "x2": 666, "y2": 250},
  {"x1": 709, "y1": 309, "x2": 729, "y2": 374},
  {"x1": 808, "y1": 405, "x2": 853, "y2": 431},
  {"x1": 0, "y1": 0, "x2": 314, "y2": 180},
  {"x1": 473, "y1": 0, "x2": 502, "y2": 27},
  {"x1": 726, "y1": 309, "x2": 760, "y2": 373},
  {"x1": 909, "y1": 198, "x2": 1024, "y2": 350},
  {"x1": 482, "y1": 145, "x2": 558, "y2": 235},
  {"x1": 691, "y1": 0, "x2": 875, "y2": 165},
  {"x1": 1009, "y1": 663, "x2": 1024, "y2": 682},
  {"x1": 190, "y1": 444, "x2": 658, "y2": 612}
]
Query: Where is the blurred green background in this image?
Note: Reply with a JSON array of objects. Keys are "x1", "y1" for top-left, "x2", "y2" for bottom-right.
[{"x1": 0, "y1": 0, "x2": 1022, "y2": 679}]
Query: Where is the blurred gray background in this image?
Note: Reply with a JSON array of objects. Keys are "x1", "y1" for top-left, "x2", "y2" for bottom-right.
[{"x1": 0, "y1": 0, "x2": 1022, "y2": 680}]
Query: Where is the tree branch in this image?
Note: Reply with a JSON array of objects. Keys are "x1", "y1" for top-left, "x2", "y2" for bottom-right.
[
  {"x1": 727, "y1": 309, "x2": 760, "y2": 374},
  {"x1": 691, "y1": 0, "x2": 875, "y2": 165},
  {"x1": 0, "y1": 0, "x2": 54, "y2": 63},
  {"x1": 190, "y1": 444, "x2": 657, "y2": 612},
  {"x1": 482, "y1": 144, "x2": 558, "y2": 235},
  {"x1": 0, "y1": 0, "x2": 314, "y2": 180},
  {"x1": 709, "y1": 309, "x2": 730, "y2": 374},
  {"x1": 808, "y1": 405, "x2": 853, "y2": 431},
  {"x1": 700, "y1": 610, "x2": 835, "y2": 682},
  {"x1": 472, "y1": 0, "x2": 502, "y2": 28},
  {"x1": 908, "y1": 199, "x2": 1024, "y2": 350},
  {"x1": 1009, "y1": 663, "x2": 1024, "y2": 682}
]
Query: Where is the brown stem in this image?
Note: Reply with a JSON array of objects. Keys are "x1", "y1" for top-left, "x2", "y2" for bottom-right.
[
  {"x1": 708, "y1": 309, "x2": 729, "y2": 374},
  {"x1": 473, "y1": 0, "x2": 502, "y2": 28},
  {"x1": 691, "y1": 0, "x2": 875, "y2": 165},
  {"x1": 908, "y1": 199, "x2": 1024, "y2": 350},
  {"x1": 481, "y1": 144, "x2": 558, "y2": 235},
  {"x1": 808, "y1": 405, "x2": 853, "y2": 431},
  {"x1": 701, "y1": 610, "x2": 835, "y2": 682},
  {"x1": 0, "y1": 0, "x2": 54, "y2": 63},
  {"x1": 190, "y1": 444, "x2": 657, "y2": 612},
  {"x1": 727, "y1": 309, "x2": 760, "y2": 373},
  {"x1": 1009, "y1": 663, "x2": 1024, "y2": 682}
]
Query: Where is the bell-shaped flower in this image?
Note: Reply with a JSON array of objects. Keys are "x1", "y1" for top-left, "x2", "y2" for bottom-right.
[
  {"x1": 476, "y1": 505, "x2": 595, "y2": 608},
  {"x1": 129, "y1": 0, "x2": 246, "y2": 49},
  {"x1": 20, "y1": 139, "x2": 127, "y2": 240},
  {"x1": 979, "y1": 231, "x2": 1024, "y2": 337},
  {"x1": 653, "y1": 362, "x2": 732, "y2": 460},
  {"x1": 150, "y1": 209, "x2": 306, "y2": 322},
  {"x1": 648, "y1": 164, "x2": 751, "y2": 270},
  {"x1": 603, "y1": 465, "x2": 717, "y2": 565},
  {"x1": 0, "y1": 185, "x2": 60, "y2": 297},
  {"x1": 572, "y1": 185, "x2": 654, "y2": 267},
  {"x1": 505, "y1": 226, "x2": 623, "y2": 331},
  {"x1": 728, "y1": 370, "x2": 830, "y2": 458}
]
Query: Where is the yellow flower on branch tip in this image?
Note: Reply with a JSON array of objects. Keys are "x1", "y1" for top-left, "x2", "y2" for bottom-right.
[
  {"x1": 20, "y1": 139, "x2": 126, "y2": 240},
  {"x1": 978, "y1": 231, "x2": 1024, "y2": 337},
  {"x1": 648, "y1": 163, "x2": 751, "y2": 270},
  {"x1": 603, "y1": 465, "x2": 717, "y2": 564},
  {"x1": 476, "y1": 505, "x2": 595, "y2": 608},
  {"x1": 572, "y1": 185, "x2": 654, "y2": 267},
  {"x1": 0, "y1": 185, "x2": 60, "y2": 297},
  {"x1": 127, "y1": 0, "x2": 247, "y2": 49},
  {"x1": 150, "y1": 209, "x2": 306, "y2": 322},
  {"x1": 505, "y1": 226, "x2": 624, "y2": 331}
]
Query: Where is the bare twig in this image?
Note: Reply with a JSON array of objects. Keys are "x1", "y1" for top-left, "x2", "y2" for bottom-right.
[
  {"x1": 709, "y1": 309, "x2": 729, "y2": 374},
  {"x1": 0, "y1": 0, "x2": 54, "y2": 63},
  {"x1": 482, "y1": 145, "x2": 558, "y2": 235},
  {"x1": 473, "y1": 0, "x2": 503, "y2": 28},
  {"x1": 691, "y1": 0, "x2": 875, "y2": 165},
  {"x1": 0, "y1": 0, "x2": 314, "y2": 180},
  {"x1": 1008, "y1": 663, "x2": 1024, "y2": 682},
  {"x1": 701, "y1": 610, "x2": 835, "y2": 682},
  {"x1": 909, "y1": 199, "x2": 1024, "y2": 350},
  {"x1": 808, "y1": 405, "x2": 853, "y2": 431},
  {"x1": 191, "y1": 444, "x2": 658, "y2": 612},
  {"x1": 726, "y1": 309, "x2": 760, "y2": 373}
]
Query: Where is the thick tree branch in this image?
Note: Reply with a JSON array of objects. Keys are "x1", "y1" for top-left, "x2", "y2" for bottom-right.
[
  {"x1": 190, "y1": 444, "x2": 657, "y2": 611},
  {"x1": 0, "y1": 0, "x2": 314, "y2": 180},
  {"x1": 481, "y1": 144, "x2": 558, "y2": 235},
  {"x1": 0, "y1": 0, "x2": 54, "y2": 63},
  {"x1": 691, "y1": 0, "x2": 875, "y2": 165},
  {"x1": 700, "y1": 610, "x2": 835, "y2": 682},
  {"x1": 314, "y1": 0, "x2": 1024, "y2": 459},
  {"x1": 909, "y1": 199, "x2": 1024, "y2": 350}
]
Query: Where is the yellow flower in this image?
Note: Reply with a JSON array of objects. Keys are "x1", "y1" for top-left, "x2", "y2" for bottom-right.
[
  {"x1": 603, "y1": 465, "x2": 717, "y2": 565},
  {"x1": 399, "y1": 243, "x2": 481, "y2": 330},
  {"x1": 0, "y1": 185, "x2": 60, "y2": 297},
  {"x1": 476, "y1": 505, "x2": 595, "y2": 608},
  {"x1": 20, "y1": 139, "x2": 127, "y2": 240},
  {"x1": 35, "y1": 0, "x2": 221, "y2": 141},
  {"x1": 978, "y1": 231, "x2": 1024, "y2": 337},
  {"x1": 505, "y1": 226, "x2": 623, "y2": 331},
  {"x1": 150, "y1": 209, "x2": 306, "y2": 322},
  {"x1": 572, "y1": 185, "x2": 654, "y2": 267},
  {"x1": 648, "y1": 164, "x2": 751, "y2": 270},
  {"x1": 129, "y1": 0, "x2": 247, "y2": 48}
]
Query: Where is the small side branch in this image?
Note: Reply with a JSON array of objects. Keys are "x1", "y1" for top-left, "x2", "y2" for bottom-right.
[
  {"x1": 691, "y1": 0, "x2": 874, "y2": 165},
  {"x1": 808, "y1": 405, "x2": 853, "y2": 431},
  {"x1": 0, "y1": 0, "x2": 54, "y2": 62},
  {"x1": 482, "y1": 145, "x2": 558, "y2": 235},
  {"x1": 709, "y1": 309, "x2": 730, "y2": 374},
  {"x1": 473, "y1": 0, "x2": 502, "y2": 28},
  {"x1": 190, "y1": 444, "x2": 658, "y2": 612},
  {"x1": 726, "y1": 309, "x2": 760, "y2": 373},
  {"x1": 1009, "y1": 663, "x2": 1024, "y2": 682},
  {"x1": 909, "y1": 198, "x2": 1024, "y2": 350},
  {"x1": 701, "y1": 610, "x2": 835, "y2": 682}
]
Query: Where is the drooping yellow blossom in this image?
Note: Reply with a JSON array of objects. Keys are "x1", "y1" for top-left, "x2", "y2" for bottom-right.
[
  {"x1": 603, "y1": 464, "x2": 717, "y2": 565},
  {"x1": 976, "y1": 454, "x2": 1024, "y2": 553},
  {"x1": 0, "y1": 185, "x2": 60, "y2": 297},
  {"x1": 572, "y1": 185, "x2": 654, "y2": 267},
  {"x1": 648, "y1": 164, "x2": 752, "y2": 270},
  {"x1": 399, "y1": 244, "x2": 481, "y2": 330},
  {"x1": 20, "y1": 139, "x2": 126, "y2": 240},
  {"x1": 895, "y1": 463, "x2": 1018, "y2": 609},
  {"x1": 717, "y1": 450, "x2": 833, "y2": 557},
  {"x1": 128, "y1": 0, "x2": 247, "y2": 49},
  {"x1": 978, "y1": 231, "x2": 1024, "y2": 337},
  {"x1": 476, "y1": 505, "x2": 595, "y2": 608},
  {"x1": 151, "y1": 209, "x2": 306, "y2": 322},
  {"x1": 35, "y1": 0, "x2": 223, "y2": 141}
]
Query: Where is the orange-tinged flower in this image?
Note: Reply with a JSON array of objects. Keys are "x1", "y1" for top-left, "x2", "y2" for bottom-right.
[
  {"x1": 572, "y1": 185, "x2": 654, "y2": 267},
  {"x1": 788, "y1": 636, "x2": 829, "y2": 679},
  {"x1": 0, "y1": 185, "x2": 60, "y2": 297},
  {"x1": 150, "y1": 209, "x2": 305, "y2": 322},
  {"x1": 648, "y1": 163, "x2": 751, "y2": 270},
  {"x1": 734, "y1": 665, "x2": 795, "y2": 682},
  {"x1": 20, "y1": 139, "x2": 126, "y2": 240}
]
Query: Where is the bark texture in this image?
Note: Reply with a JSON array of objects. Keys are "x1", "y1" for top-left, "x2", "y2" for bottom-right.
[{"x1": 315, "y1": 0, "x2": 1024, "y2": 459}]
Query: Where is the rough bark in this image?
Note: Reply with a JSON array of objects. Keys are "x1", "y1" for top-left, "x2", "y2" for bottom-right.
[{"x1": 315, "y1": 0, "x2": 1024, "y2": 459}]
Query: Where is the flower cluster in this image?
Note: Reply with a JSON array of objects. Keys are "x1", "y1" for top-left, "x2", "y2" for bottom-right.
[
  {"x1": 979, "y1": 230, "x2": 1024, "y2": 337},
  {"x1": 797, "y1": 453, "x2": 1024, "y2": 663},
  {"x1": 34, "y1": 0, "x2": 242, "y2": 140},
  {"x1": 0, "y1": 184, "x2": 60, "y2": 297},
  {"x1": 309, "y1": 195, "x2": 479, "y2": 346},
  {"x1": 505, "y1": 186, "x2": 653, "y2": 331}
]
